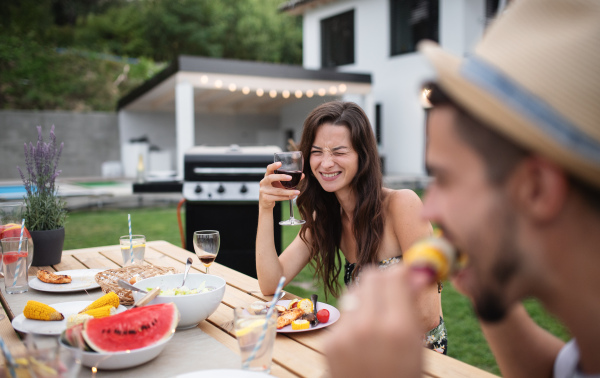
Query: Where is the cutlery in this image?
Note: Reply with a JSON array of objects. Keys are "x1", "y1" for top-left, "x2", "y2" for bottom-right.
[
  {"x1": 310, "y1": 294, "x2": 319, "y2": 327},
  {"x1": 179, "y1": 257, "x2": 193, "y2": 288},
  {"x1": 118, "y1": 279, "x2": 148, "y2": 293},
  {"x1": 132, "y1": 287, "x2": 160, "y2": 308}
]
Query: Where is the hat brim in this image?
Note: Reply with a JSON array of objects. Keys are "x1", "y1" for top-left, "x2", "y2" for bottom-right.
[{"x1": 419, "y1": 40, "x2": 600, "y2": 188}]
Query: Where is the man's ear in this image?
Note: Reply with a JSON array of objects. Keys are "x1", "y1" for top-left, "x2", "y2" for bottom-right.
[{"x1": 510, "y1": 156, "x2": 569, "y2": 222}]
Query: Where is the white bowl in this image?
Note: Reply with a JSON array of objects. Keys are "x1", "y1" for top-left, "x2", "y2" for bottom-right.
[
  {"x1": 133, "y1": 273, "x2": 226, "y2": 329},
  {"x1": 60, "y1": 331, "x2": 174, "y2": 370}
]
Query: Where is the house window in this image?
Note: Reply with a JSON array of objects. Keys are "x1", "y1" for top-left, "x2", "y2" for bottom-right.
[
  {"x1": 390, "y1": 0, "x2": 439, "y2": 56},
  {"x1": 321, "y1": 10, "x2": 355, "y2": 68}
]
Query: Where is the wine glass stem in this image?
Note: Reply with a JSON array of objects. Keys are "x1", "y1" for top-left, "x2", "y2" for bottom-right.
[
  {"x1": 206, "y1": 266, "x2": 210, "y2": 274},
  {"x1": 289, "y1": 199, "x2": 295, "y2": 220}
]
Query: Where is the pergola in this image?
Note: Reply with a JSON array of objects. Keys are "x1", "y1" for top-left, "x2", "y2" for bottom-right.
[{"x1": 117, "y1": 55, "x2": 372, "y2": 177}]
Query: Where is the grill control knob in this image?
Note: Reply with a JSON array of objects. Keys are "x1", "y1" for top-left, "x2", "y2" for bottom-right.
[
  {"x1": 240, "y1": 184, "x2": 248, "y2": 194},
  {"x1": 217, "y1": 185, "x2": 225, "y2": 194},
  {"x1": 194, "y1": 185, "x2": 203, "y2": 194}
]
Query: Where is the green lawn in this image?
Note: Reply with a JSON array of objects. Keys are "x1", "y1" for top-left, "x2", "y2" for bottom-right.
[{"x1": 64, "y1": 204, "x2": 570, "y2": 376}]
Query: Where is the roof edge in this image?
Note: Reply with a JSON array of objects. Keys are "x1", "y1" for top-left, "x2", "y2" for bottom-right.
[
  {"x1": 117, "y1": 55, "x2": 371, "y2": 111},
  {"x1": 116, "y1": 59, "x2": 179, "y2": 111}
]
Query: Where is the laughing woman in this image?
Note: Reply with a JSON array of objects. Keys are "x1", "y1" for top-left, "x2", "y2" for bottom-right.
[{"x1": 256, "y1": 101, "x2": 447, "y2": 353}]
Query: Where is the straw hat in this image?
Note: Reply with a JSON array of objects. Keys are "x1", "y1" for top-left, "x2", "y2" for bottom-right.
[{"x1": 419, "y1": 0, "x2": 600, "y2": 188}]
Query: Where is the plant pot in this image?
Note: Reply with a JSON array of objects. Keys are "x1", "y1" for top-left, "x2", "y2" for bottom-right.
[{"x1": 30, "y1": 227, "x2": 65, "y2": 266}]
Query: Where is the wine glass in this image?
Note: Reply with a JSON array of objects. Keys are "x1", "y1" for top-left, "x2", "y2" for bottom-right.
[
  {"x1": 274, "y1": 151, "x2": 305, "y2": 226},
  {"x1": 193, "y1": 230, "x2": 220, "y2": 274}
]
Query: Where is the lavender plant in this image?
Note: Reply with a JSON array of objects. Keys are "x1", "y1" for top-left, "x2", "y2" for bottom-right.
[{"x1": 17, "y1": 125, "x2": 67, "y2": 231}]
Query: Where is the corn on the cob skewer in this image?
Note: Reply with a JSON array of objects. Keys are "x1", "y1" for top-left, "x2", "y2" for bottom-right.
[
  {"x1": 79, "y1": 292, "x2": 119, "y2": 313},
  {"x1": 23, "y1": 301, "x2": 64, "y2": 321},
  {"x1": 81, "y1": 305, "x2": 117, "y2": 319}
]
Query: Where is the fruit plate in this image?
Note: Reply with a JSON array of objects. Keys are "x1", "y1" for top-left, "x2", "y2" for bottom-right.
[
  {"x1": 176, "y1": 369, "x2": 274, "y2": 377},
  {"x1": 28, "y1": 269, "x2": 106, "y2": 293},
  {"x1": 12, "y1": 301, "x2": 127, "y2": 336},
  {"x1": 275, "y1": 300, "x2": 340, "y2": 333},
  {"x1": 60, "y1": 331, "x2": 174, "y2": 370}
]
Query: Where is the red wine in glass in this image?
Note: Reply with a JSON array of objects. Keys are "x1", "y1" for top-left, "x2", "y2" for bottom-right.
[
  {"x1": 274, "y1": 151, "x2": 305, "y2": 226},
  {"x1": 199, "y1": 255, "x2": 216, "y2": 266},
  {"x1": 274, "y1": 170, "x2": 302, "y2": 189}
]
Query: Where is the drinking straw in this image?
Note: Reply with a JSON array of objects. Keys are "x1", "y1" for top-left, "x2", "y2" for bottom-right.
[
  {"x1": 13, "y1": 219, "x2": 25, "y2": 287},
  {"x1": 242, "y1": 276, "x2": 285, "y2": 369},
  {"x1": 128, "y1": 214, "x2": 134, "y2": 265},
  {"x1": 0, "y1": 336, "x2": 16, "y2": 378}
]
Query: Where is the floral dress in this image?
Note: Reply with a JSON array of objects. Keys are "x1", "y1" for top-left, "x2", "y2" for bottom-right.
[{"x1": 344, "y1": 257, "x2": 448, "y2": 355}]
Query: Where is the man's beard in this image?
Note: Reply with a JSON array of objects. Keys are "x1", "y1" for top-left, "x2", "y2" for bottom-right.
[{"x1": 472, "y1": 214, "x2": 520, "y2": 323}]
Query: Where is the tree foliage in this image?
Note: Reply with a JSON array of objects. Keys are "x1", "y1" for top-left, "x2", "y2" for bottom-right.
[
  {"x1": 73, "y1": 0, "x2": 302, "y2": 64},
  {"x1": 0, "y1": 0, "x2": 303, "y2": 111}
]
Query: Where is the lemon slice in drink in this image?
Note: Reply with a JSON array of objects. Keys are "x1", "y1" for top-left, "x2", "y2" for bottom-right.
[
  {"x1": 121, "y1": 243, "x2": 146, "y2": 249},
  {"x1": 235, "y1": 319, "x2": 266, "y2": 337}
]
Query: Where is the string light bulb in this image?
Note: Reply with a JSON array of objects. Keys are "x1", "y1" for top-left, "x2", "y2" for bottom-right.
[
  {"x1": 338, "y1": 83, "x2": 347, "y2": 93},
  {"x1": 282, "y1": 90, "x2": 290, "y2": 99},
  {"x1": 214, "y1": 80, "x2": 223, "y2": 89},
  {"x1": 256, "y1": 88, "x2": 264, "y2": 97},
  {"x1": 329, "y1": 86, "x2": 338, "y2": 95},
  {"x1": 242, "y1": 86, "x2": 250, "y2": 95},
  {"x1": 306, "y1": 90, "x2": 314, "y2": 98},
  {"x1": 295, "y1": 90, "x2": 303, "y2": 98},
  {"x1": 200, "y1": 75, "x2": 208, "y2": 84},
  {"x1": 269, "y1": 89, "x2": 277, "y2": 98},
  {"x1": 318, "y1": 88, "x2": 326, "y2": 96}
]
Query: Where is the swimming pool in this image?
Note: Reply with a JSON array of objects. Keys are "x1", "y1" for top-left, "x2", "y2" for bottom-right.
[{"x1": 0, "y1": 186, "x2": 28, "y2": 200}]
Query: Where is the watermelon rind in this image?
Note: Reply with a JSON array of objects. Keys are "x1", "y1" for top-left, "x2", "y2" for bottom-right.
[{"x1": 82, "y1": 302, "x2": 179, "y2": 353}]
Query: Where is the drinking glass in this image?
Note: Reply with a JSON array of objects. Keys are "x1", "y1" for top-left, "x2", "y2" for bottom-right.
[
  {"x1": 1, "y1": 237, "x2": 29, "y2": 294},
  {"x1": 274, "y1": 151, "x2": 305, "y2": 226},
  {"x1": 234, "y1": 306, "x2": 278, "y2": 373},
  {"x1": 22, "y1": 333, "x2": 82, "y2": 378},
  {"x1": 119, "y1": 235, "x2": 146, "y2": 266},
  {"x1": 193, "y1": 230, "x2": 220, "y2": 274},
  {"x1": 0, "y1": 202, "x2": 34, "y2": 270}
]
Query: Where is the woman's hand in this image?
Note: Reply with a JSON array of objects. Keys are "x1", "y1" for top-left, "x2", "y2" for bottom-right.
[{"x1": 259, "y1": 162, "x2": 302, "y2": 210}]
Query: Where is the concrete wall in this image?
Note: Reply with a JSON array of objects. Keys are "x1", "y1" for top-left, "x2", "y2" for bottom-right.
[
  {"x1": 302, "y1": 0, "x2": 486, "y2": 176},
  {"x1": 0, "y1": 110, "x2": 119, "y2": 180}
]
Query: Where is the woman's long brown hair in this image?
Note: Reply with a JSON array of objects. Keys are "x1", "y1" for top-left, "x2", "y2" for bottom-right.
[{"x1": 296, "y1": 101, "x2": 385, "y2": 298}]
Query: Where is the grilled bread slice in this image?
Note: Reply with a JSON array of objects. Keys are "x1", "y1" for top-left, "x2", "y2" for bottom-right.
[{"x1": 36, "y1": 269, "x2": 72, "y2": 284}]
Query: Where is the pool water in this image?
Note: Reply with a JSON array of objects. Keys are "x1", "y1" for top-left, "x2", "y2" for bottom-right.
[{"x1": 0, "y1": 186, "x2": 27, "y2": 200}]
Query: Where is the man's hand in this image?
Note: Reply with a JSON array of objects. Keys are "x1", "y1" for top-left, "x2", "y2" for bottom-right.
[{"x1": 325, "y1": 265, "x2": 423, "y2": 378}]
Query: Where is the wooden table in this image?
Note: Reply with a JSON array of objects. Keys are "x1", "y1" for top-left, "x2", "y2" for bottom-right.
[{"x1": 0, "y1": 241, "x2": 497, "y2": 377}]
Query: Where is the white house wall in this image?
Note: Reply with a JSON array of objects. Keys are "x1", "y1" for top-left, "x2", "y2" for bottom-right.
[{"x1": 302, "y1": 0, "x2": 486, "y2": 176}]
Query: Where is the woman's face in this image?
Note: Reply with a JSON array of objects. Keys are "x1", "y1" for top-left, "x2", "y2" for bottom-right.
[{"x1": 309, "y1": 123, "x2": 358, "y2": 194}]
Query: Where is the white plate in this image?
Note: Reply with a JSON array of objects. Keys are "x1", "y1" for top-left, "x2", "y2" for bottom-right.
[
  {"x1": 176, "y1": 369, "x2": 274, "y2": 378},
  {"x1": 275, "y1": 300, "x2": 340, "y2": 333},
  {"x1": 12, "y1": 301, "x2": 127, "y2": 335},
  {"x1": 28, "y1": 269, "x2": 106, "y2": 293},
  {"x1": 61, "y1": 331, "x2": 174, "y2": 370}
]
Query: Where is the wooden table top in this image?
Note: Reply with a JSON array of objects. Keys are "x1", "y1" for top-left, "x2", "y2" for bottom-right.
[{"x1": 0, "y1": 241, "x2": 498, "y2": 378}]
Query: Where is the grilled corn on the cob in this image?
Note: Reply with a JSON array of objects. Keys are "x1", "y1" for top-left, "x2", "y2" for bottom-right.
[
  {"x1": 79, "y1": 292, "x2": 119, "y2": 313},
  {"x1": 23, "y1": 301, "x2": 64, "y2": 321},
  {"x1": 82, "y1": 305, "x2": 117, "y2": 318}
]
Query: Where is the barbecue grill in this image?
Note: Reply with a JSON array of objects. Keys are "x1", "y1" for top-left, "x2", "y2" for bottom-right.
[{"x1": 183, "y1": 145, "x2": 282, "y2": 278}]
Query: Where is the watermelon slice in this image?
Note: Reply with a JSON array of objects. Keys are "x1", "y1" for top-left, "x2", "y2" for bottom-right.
[
  {"x1": 82, "y1": 303, "x2": 179, "y2": 353},
  {"x1": 2, "y1": 252, "x2": 27, "y2": 265}
]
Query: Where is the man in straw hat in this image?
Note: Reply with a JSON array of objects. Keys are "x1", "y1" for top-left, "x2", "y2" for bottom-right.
[{"x1": 325, "y1": 0, "x2": 600, "y2": 377}]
